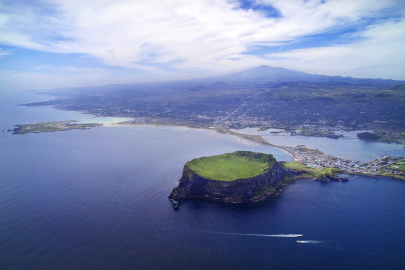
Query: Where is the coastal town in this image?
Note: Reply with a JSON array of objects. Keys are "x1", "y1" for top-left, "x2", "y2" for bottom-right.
[
  {"x1": 282, "y1": 145, "x2": 405, "y2": 178},
  {"x1": 210, "y1": 128, "x2": 405, "y2": 180}
]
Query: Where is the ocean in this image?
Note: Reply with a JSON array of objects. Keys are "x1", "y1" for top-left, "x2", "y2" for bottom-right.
[{"x1": 1, "y1": 92, "x2": 404, "y2": 269}]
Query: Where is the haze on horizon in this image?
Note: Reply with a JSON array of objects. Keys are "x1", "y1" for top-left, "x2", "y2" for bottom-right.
[{"x1": 1, "y1": 0, "x2": 405, "y2": 92}]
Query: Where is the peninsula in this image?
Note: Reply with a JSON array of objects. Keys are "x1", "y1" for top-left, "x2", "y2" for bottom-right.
[
  {"x1": 11, "y1": 121, "x2": 102, "y2": 134},
  {"x1": 168, "y1": 151, "x2": 343, "y2": 204},
  {"x1": 220, "y1": 129, "x2": 405, "y2": 181}
]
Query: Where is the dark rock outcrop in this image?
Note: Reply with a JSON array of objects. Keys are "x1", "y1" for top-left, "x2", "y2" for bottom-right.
[
  {"x1": 357, "y1": 132, "x2": 381, "y2": 141},
  {"x1": 315, "y1": 175, "x2": 349, "y2": 183},
  {"x1": 168, "y1": 160, "x2": 297, "y2": 203}
]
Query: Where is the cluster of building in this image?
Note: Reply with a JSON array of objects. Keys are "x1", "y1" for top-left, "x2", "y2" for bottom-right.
[
  {"x1": 286, "y1": 146, "x2": 404, "y2": 175},
  {"x1": 382, "y1": 164, "x2": 405, "y2": 175},
  {"x1": 212, "y1": 115, "x2": 347, "y2": 134},
  {"x1": 213, "y1": 115, "x2": 281, "y2": 128},
  {"x1": 295, "y1": 124, "x2": 346, "y2": 133}
]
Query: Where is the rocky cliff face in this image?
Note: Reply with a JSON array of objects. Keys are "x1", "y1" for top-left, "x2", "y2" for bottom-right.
[{"x1": 168, "y1": 161, "x2": 296, "y2": 203}]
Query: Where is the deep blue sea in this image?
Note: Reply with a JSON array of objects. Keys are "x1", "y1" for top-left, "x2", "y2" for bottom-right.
[{"x1": 1, "y1": 92, "x2": 405, "y2": 269}]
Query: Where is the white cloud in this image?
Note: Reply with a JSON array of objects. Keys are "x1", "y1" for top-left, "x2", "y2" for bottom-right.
[
  {"x1": 0, "y1": 0, "x2": 404, "y2": 79},
  {"x1": 32, "y1": 65, "x2": 109, "y2": 75},
  {"x1": 0, "y1": 48, "x2": 11, "y2": 56},
  {"x1": 0, "y1": 68, "x2": 172, "y2": 92},
  {"x1": 265, "y1": 18, "x2": 405, "y2": 79}
]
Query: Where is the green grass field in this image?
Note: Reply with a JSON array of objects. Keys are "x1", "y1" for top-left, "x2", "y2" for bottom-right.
[
  {"x1": 390, "y1": 162, "x2": 405, "y2": 172},
  {"x1": 13, "y1": 121, "x2": 102, "y2": 134},
  {"x1": 397, "y1": 163, "x2": 405, "y2": 171},
  {"x1": 187, "y1": 151, "x2": 274, "y2": 181},
  {"x1": 379, "y1": 171, "x2": 405, "y2": 180},
  {"x1": 281, "y1": 162, "x2": 341, "y2": 178}
]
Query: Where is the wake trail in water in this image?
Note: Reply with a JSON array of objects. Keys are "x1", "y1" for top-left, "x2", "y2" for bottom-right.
[
  {"x1": 195, "y1": 230, "x2": 303, "y2": 238},
  {"x1": 297, "y1": 240, "x2": 379, "y2": 255},
  {"x1": 297, "y1": 240, "x2": 323, "y2": 244}
]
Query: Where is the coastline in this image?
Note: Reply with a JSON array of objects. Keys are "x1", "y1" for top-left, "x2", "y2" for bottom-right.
[
  {"x1": 8, "y1": 118, "x2": 405, "y2": 181},
  {"x1": 349, "y1": 171, "x2": 405, "y2": 181},
  {"x1": 169, "y1": 184, "x2": 289, "y2": 204},
  {"x1": 109, "y1": 122, "x2": 214, "y2": 131}
]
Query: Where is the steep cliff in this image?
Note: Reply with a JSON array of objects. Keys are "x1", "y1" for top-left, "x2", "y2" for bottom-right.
[{"x1": 168, "y1": 152, "x2": 297, "y2": 203}]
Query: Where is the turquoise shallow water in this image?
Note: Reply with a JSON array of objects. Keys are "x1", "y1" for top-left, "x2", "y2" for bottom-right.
[{"x1": 1, "y1": 93, "x2": 405, "y2": 269}]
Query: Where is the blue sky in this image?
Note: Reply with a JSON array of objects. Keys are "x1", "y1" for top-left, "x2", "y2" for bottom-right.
[{"x1": 1, "y1": 0, "x2": 405, "y2": 91}]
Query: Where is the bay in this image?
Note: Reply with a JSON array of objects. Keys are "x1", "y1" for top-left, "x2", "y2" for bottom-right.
[
  {"x1": 235, "y1": 127, "x2": 405, "y2": 161},
  {"x1": 0, "y1": 92, "x2": 404, "y2": 269}
]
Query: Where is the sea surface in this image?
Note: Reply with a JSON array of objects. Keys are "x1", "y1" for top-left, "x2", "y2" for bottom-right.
[{"x1": 1, "y1": 92, "x2": 405, "y2": 269}]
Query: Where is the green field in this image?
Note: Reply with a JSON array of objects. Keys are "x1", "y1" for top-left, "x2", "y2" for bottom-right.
[
  {"x1": 13, "y1": 121, "x2": 102, "y2": 134},
  {"x1": 379, "y1": 171, "x2": 405, "y2": 180},
  {"x1": 390, "y1": 162, "x2": 405, "y2": 171},
  {"x1": 294, "y1": 145, "x2": 324, "y2": 155},
  {"x1": 281, "y1": 162, "x2": 341, "y2": 179},
  {"x1": 187, "y1": 151, "x2": 275, "y2": 181}
]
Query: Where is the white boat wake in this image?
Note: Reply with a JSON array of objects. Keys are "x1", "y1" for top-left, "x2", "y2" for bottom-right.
[
  {"x1": 196, "y1": 230, "x2": 303, "y2": 238},
  {"x1": 297, "y1": 240, "x2": 323, "y2": 244},
  {"x1": 297, "y1": 240, "x2": 379, "y2": 255}
]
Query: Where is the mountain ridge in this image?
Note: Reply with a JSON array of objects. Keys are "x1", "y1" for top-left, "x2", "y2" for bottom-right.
[{"x1": 33, "y1": 65, "x2": 404, "y2": 95}]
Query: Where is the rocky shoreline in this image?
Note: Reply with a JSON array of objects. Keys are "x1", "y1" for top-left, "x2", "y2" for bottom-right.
[
  {"x1": 169, "y1": 184, "x2": 289, "y2": 204},
  {"x1": 168, "y1": 158, "x2": 301, "y2": 204},
  {"x1": 168, "y1": 156, "x2": 351, "y2": 209},
  {"x1": 315, "y1": 175, "x2": 349, "y2": 183}
]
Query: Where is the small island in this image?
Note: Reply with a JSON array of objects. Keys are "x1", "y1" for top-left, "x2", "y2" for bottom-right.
[
  {"x1": 168, "y1": 151, "x2": 344, "y2": 205},
  {"x1": 290, "y1": 128, "x2": 342, "y2": 139},
  {"x1": 12, "y1": 121, "x2": 103, "y2": 134},
  {"x1": 357, "y1": 132, "x2": 382, "y2": 141}
]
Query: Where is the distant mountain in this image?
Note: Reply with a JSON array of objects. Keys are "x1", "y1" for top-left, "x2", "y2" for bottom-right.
[
  {"x1": 205, "y1": 65, "x2": 321, "y2": 83},
  {"x1": 34, "y1": 65, "x2": 404, "y2": 96},
  {"x1": 193, "y1": 65, "x2": 402, "y2": 87}
]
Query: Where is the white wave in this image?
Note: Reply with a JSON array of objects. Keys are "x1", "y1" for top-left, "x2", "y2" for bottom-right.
[
  {"x1": 297, "y1": 240, "x2": 323, "y2": 244},
  {"x1": 232, "y1": 233, "x2": 303, "y2": 237},
  {"x1": 296, "y1": 241, "x2": 379, "y2": 255},
  {"x1": 260, "y1": 234, "x2": 303, "y2": 237},
  {"x1": 232, "y1": 136, "x2": 260, "y2": 147},
  {"x1": 197, "y1": 230, "x2": 303, "y2": 238}
]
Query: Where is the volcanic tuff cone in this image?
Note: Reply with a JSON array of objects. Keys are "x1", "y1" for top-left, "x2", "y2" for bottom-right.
[{"x1": 168, "y1": 151, "x2": 295, "y2": 203}]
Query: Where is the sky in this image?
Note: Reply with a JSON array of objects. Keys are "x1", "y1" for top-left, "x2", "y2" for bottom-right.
[{"x1": 1, "y1": 0, "x2": 405, "y2": 91}]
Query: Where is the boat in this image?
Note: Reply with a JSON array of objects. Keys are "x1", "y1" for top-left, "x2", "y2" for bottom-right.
[{"x1": 173, "y1": 201, "x2": 179, "y2": 210}]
